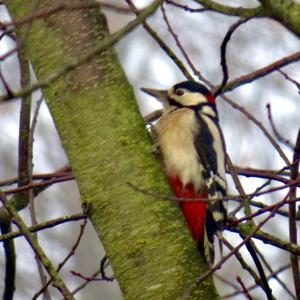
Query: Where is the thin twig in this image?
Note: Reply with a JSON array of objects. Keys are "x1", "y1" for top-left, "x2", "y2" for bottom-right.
[
  {"x1": 28, "y1": 93, "x2": 50, "y2": 299},
  {"x1": 256, "y1": 249, "x2": 295, "y2": 298},
  {"x1": 266, "y1": 103, "x2": 294, "y2": 149},
  {"x1": 125, "y1": 0, "x2": 193, "y2": 81},
  {"x1": 128, "y1": 180, "x2": 299, "y2": 204},
  {"x1": 228, "y1": 194, "x2": 298, "y2": 227},
  {"x1": 0, "y1": 38, "x2": 32, "y2": 300},
  {"x1": 237, "y1": 276, "x2": 253, "y2": 300},
  {"x1": 0, "y1": 213, "x2": 86, "y2": 242},
  {"x1": 223, "y1": 51, "x2": 300, "y2": 93},
  {"x1": 160, "y1": 3, "x2": 208, "y2": 84},
  {"x1": 0, "y1": 165, "x2": 72, "y2": 188},
  {"x1": 33, "y1": 220, "x2": 88, "y2": 299},
  {"x1": 226, "y1": 155, "x2": 272, "y2": 300},
  {"x1": 183, "y1": 193, "x2": 290, "y2": 299},
  {"x1": 222, "y1": 94, "x2": 290, "y2": 166},
  {"x1": 222, "y1": 237, "x2": 266, "y2": 296},
  {"x1": 2, "y1": 173, "x2": 75, "y2": 195},
  {"x1": 289, "y1": 128, "x2": 300, "y2": 298},
  {"x1": 278, "y1": 69, "x2": 300, "y2": 93},
  {"x1": 128, "y1": 181, "x2": 300, "y2": 255},
  {"x1": 1, "y1": 1, "x2": 133, "y2": 29},
  {"x1": 223, "y1": 264, "x2": 293, "y2": 299},
  {"x1": 166, "y1": 0, "x2": 208, "y2": 13},
  {"x1": 0, "y1": 47, "x2": 19, "y2": 62},
  {"x1": 214, "y1": 18, "x2": 251, "y2": 96},
  {"x1": 0, "y1": 0, "x2": 165, "y2": 102},
  {"x1": 0, "y1": 170, "x2": 74, "y2": 225},
  {"x1": 215, "y1": 273, "x2": 242, "y2": 295},
  {"x1": 1, "y1": 223, "x2": 15, "y2": 300},
  {"x1": 100, "y1": 255, "x2": 114, "y2": 282},
  {"x1": 0, "y1": 192, "x2": 75, "y2": 299},
  {"x1": 0, "y1": 69, "x2": 13, "y2": 97},
  {"x1": 0, "y1": 28, "x2": 16, "y2": 41},
  {"x1": 71, "y1": 255, "x2": 114, "y2": 282},
  {"x1": 228, "y1": 225, "x2": 300, "y2": 256},
  {"x1": 235, "y1": 166, "x2": 291, "y2": 183},
  {"x1": 71, "y1": 269, "x2": 101, "y2": 295}
]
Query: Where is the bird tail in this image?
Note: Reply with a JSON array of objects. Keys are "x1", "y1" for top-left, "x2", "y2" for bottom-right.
[
  {"x1": 204, "y1": 173, "x2": 227, "y2": 265},
  {"x1": 168, "y1": 176, "x2": 226, "y2": 265},
  {"x1": 203, "y1": 197, "x2": 226, "y2": 265}
]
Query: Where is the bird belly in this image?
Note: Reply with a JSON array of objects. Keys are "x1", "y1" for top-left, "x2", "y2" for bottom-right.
[
  {"x1": 156, "y1": 109, "x2": 208, "y2": 245},
  {"x1": 155, "y1": 108, "x2": 204, "y2": 191}
]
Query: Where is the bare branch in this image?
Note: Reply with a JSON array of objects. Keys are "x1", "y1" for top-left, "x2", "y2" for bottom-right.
[
  {"x1": 214, "y1": 18, "x2": 251, "y2": 97},
  {"x1": 237, "y1": 276, "x2": 253, "y2": 300},
  {"x1": 223, "y1": 51, "x2": 300, "y2": 93},
  {"x1": 33, "y1": 220, "x2": 88, "y2": 300},
  {"x1": 161, "y1": 3, "x2": 208, "y2": 84},
  {"x1": 1, "y1": 1, "x2": 133, "y2": 29},
  {"x1": 0, "y1": 192, "x2": 75, "y2": 299},
  {"x1": 229, "y1": 225, "x2": 300, "y2": 256},
  {"x1": 166, "y1": 0, "x2": 208, "y2": 13},
  {"x1": 266, "y1": 103, "x2": 295, "y2": 149},
  {"x1": 0, "y1": 213, "x2": 86, "y2": 242},
  {"x1": 71, "y1": 256, "x2": 114, "y2": 282},
  {"x1": 278, "y1": 69, "x2": 300, "y2": 93},
  {"x1": 125, "y1": 0, "x2": 194, "y2": 81},
  {"x1": 221, "y1": 237, "x2": 265, "y2": 296},
  {"x1": 289, "y1": 128, "x2": 300, "y2": 297},
  {"x1": 193, "y1": 0, "x2": 264, "y2": 18},
  {"x1": 221, "y1": 94, "x2": 290, "y2": 165},
  {"x1": 0, "y1": 0, "x2": 165, "y2": 101},
  {"x1": 223, "y1": 263, "x2": 293, "y2": 299},
  {"x1": 183, "y1": 198, "x2": 285, "y2": 299}
]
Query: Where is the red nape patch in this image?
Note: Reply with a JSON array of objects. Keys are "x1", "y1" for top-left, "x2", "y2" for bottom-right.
[
  {"x1": 168, "y1": 177, "x2": 207, "y2": 245},
  {"x1": 207, "y1": 94, "x2": 216, "y2": 105}
]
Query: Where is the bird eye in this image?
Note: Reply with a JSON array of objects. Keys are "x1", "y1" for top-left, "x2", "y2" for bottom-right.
[{"x1": 175, "y1": 89, "x2": 185, "y2": 96}]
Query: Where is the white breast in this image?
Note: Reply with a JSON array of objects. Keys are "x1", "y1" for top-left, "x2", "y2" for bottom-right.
[{"x1": 155, "y1": 108, "x2": 204, "y2": 191}]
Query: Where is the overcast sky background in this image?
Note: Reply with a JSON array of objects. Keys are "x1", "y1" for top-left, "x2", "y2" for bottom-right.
[{"x1": 0, "y1": 0, "x2": 300, "y2": 299}]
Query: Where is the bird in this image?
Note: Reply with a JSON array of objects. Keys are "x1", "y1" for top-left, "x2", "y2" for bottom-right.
[{"x1": 141, "y1": 81, "x2": 227, "y2": 264}]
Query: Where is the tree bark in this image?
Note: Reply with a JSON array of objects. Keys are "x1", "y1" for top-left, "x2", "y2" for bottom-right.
[{"x1": 5, "y1": 1, "x2": 219, "y2": 299}]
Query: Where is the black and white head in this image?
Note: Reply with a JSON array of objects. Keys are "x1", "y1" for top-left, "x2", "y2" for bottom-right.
[{"x1": 141, "y1": 81, "x2": 216, "y2": 110}]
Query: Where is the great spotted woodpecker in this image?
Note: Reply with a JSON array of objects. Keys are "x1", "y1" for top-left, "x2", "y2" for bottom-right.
[{"x1": 142, "y1": 81, "x2": 227, "y2": 264}]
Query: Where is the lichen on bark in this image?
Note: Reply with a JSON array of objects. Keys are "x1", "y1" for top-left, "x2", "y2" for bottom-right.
[{"x1": 5, "y1": 1, "x2": 220, "y2": 299}]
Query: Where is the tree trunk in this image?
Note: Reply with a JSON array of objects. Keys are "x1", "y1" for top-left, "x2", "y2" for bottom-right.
[{"x1": 6, "y1": 1, "x2": 219, "y2": 299}]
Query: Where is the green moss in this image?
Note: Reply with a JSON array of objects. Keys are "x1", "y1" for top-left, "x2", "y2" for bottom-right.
[
  {"x1": 6, "y1": 2, "x2": 219, "y2": 299},
  {"x1": 239, "y1": 222, "x2": 254, "y2": 235}
]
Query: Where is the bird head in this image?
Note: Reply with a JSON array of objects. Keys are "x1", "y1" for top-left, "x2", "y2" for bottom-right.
[{"x1": 141, "y1": 81, "x2": 215, "y2": 110}]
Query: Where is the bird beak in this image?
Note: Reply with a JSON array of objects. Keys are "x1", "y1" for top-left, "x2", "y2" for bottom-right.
[{"x1": 141, "y1": 87, "x2": 168, "y2": 102}]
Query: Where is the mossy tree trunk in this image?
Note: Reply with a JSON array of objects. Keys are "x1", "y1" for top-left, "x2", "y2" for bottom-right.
[{"x1": 6, "y1": 1, "x2": 220, "y2": 299}]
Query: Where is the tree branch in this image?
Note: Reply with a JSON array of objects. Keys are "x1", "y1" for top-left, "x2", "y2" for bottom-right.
[
  {"x1": 0, "y1": 213, "x2": 86, "y2": 242},
  {"x1": 193, "y1": 0, "x2": 264, "y2": 18},
  {"x1": 289, "y1": 128, "x2": 300, "y2": 298},
  {"x1": 32, "y1": 219, "x2": 88, "y2": 300},
  {"x1": 0, "y1": 192, "x2": 75, "y2": 299},
  {"x1": 223, "y1": 51, "x2": 300, "y2": 93},
  {"x1": 0, "y1": 0, "x2": 165, "y2": 101},
  {"x1": 214, "y1": 18, "x2": 251, "y2": 96}
]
